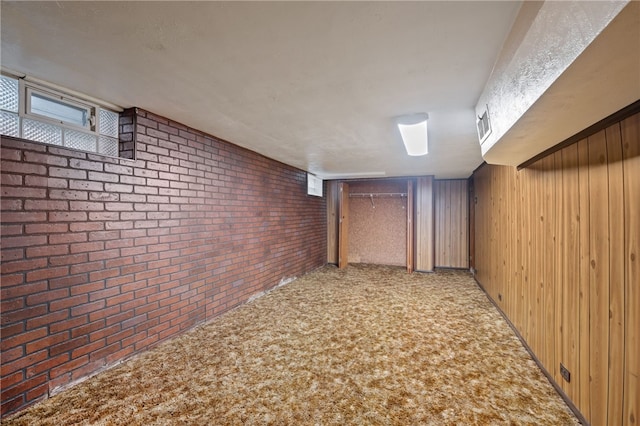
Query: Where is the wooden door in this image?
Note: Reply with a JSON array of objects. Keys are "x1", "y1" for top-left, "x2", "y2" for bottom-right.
[
  {"x1": 338, "y1": 182, "x2": 350, "y2": 269},
  {"x1": 468, "y1": 177, "x2": 475, "y2": 271},
  {"x1": 326, "y1": 181, "x2": 339, "y2": 264}
]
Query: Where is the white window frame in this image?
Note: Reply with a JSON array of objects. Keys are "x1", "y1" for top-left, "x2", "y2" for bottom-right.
[
  {"x1": 22, "y1": 81, "x2": 98, "y2": 134},
  {"x1": 1, "y1": 71, "x2": 122, "y2": 157}
]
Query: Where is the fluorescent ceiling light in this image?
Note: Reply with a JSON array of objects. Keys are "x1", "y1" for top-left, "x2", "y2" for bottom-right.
[{"x1": 397, "y1": 113, "x2": 429, "y2": 156}]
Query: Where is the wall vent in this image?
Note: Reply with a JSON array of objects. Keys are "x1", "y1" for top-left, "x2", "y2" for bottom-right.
[{"x1": 477, "y1": 105, "x2": 492, "y2": 143}]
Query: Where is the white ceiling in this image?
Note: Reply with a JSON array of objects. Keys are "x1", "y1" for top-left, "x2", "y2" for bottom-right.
[{"x1": 1, "y1": 1, "x2": 523, "y2": 179}]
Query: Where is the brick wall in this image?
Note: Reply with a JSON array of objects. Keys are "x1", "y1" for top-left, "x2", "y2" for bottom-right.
[{"x1": 0, "y1": 108, "x2": 327, "y2": 417}]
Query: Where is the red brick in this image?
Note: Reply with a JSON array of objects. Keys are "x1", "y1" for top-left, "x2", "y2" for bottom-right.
[
  {"x1": 69, "y1": 179, "x2": 103, "y2": 191},
  {"x1": 25, "y1": 288, "x2": 69, "y2": 306},
  {"x1": 105, "y1": 275, "x2": 134, "y2": 288},
  {"x1": 24, "y1": 175, "x2": 67, "y2": 188},
  {"x1": 0, "y1": 328, "x2": 48, "y2": 353},
  {"x1": 1, "y1": 235, "x2": 47, "y2": 249},
  {"x1": 1, "y1": 148, "x2": 22, "y2": 161},
  {"x1": 70, "y1": 241, "x2": 104, "y2": 254},
  {"x1": 49, "y1": 189, "x2": 88, "y2": 200},
  {"x1": 0, "y1": 346, "x2": 24, "y2": 365},
  {"x1": 25, "y1": 332, "x2": 69, "y2": 354},
  {"x1": 104, "y1": 163, "x2": 133, "y2": 175},
  {"x1": 106, "y1": 346, "x2": 134, "y2": 365},
  {"x1": 1, "y1": 161, "x2": 46, "y2": 175},
  {"x1": 71, "y1": 300, "x2": 105, "y2": 317},
  {"x1": 25, "y1": 223, "x2": 68, "y2": 234},
  {"x1": 1, "y1": 212, "x2": 47, "y2": 223},
  {"x1": 69, "y1": 261, "x2": 104, "y2": 275},
  {"x1": 1, "y1": 249, "x2": 23, "y2": 262},
  {"x1": 49, "y1": 211, "x2": 87, "y2": 222},
  {"x1": 88, "y1": 212, "x2": 119, "y2": 221},
  {"x1": 23, "y1": 151, "x2": 67, "y2": 166},
  {"x1": 26, "y1": 266, "x2": 69, "y2": 282},
  {"x1": 72, "y1": 340, "x2": 106, "y2": 359},
  {"x1": 89, "y1": 305, "x2": 121, "y2": 322},
  {"x1": 106, "y1": 328, "x2": 133, "y2": 346},
  {"x1": 49, "y1": 294, "x2": 88, "y2": 312},
  {"x1": 88, "y1": 230, "x2": 120, "y2": 241},
  {"x1": 23, "y1": 199, "x2": 68, "y2": 210},
  {"x1": 0, "y1": 224, "x2": 23, "y2": 236},
  {"x1": 1, "y1": 395, "x2": 25, "y2": 418},
  {"x1": 26, "y1": 244, "x2": 69, "y2": 258},
  {"x1": 2, "y1": 186, "x2": 47, "y2": 198},
  {"x1": 26, "y1": 311, "x2": 68, "y2": 331},
  {"x1": 105, "y1": 202, "x2": 133, "y2": 211},
  {"x1": 0, "y1": 305, "x2": 48, "y2": 325},
  {"x1": 121, "y1": 330, "x2": 147, "y2": 349},
  {"x1": 49, "y1": 336, "x2": 88, "y2": 356},
  {"x1": 69, "y1": 201, "x2": 104, "y2": 211},
  {"x1": 47, "y1": 372, "x2": 71, "y2": 392},
  {"x1": 104, "y1": 183, "x2": 133, "y2": 193},
  {"x1": 49, "y1": 316, "x2": 87, "y2": 334},
  {"x1": 48, "y1": 253, "x2": 89, "y2": 267},
  {"x1": 49, "y1": 167, "x2": 86, "y2": 179},
  {"x1": 1, "y1": 371, "x2": 24, "y2": 391},
  {"x1": 89, "y1": 249, "x2": 120, "y2": 261},
  {"x1": 70, "y1": 319, "x2": 105, "y2": 339},
  {"x1": 0, "y1": 350, "x2": 47, "y2": 377},
  {"x1": 89, "y1": 268, "x2": 120, "y2": 281},
  {"x1": 49, "y1": 355, "x2": 88, "y2": 379},
  {"x1": 25, "y1": 382, "x2": 48, "y2": 402},
  {"x1": 69, "y1": 222, "x2": 104, "y2": 232},
  {"x1": 48, "y1": 146, "x2": 86, "y2": 159},
  {"x1": 89, "y1": 342, "x2": 122, "y2": 363},
  {"x1": 48, "y1": 233, "x2": 87, "y2": 245},
  {"x1": 69, "y1": 281, "x2": 105, "y2": 296},
  {"x1": 87, "y1": 171, "x2": 118, "y2": 182},
  {"x1": 1, "y1": 373, "x2": 47, "y2": 401},
  {"x1": 69, "y1": 159, "x2": 103, "y2": 171},
  {"x1": 26, "y1": 353, "x2": 69, "y2": 378}
]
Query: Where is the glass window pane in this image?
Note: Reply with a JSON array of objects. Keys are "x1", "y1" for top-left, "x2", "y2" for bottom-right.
[
  {"x1": 23, "y1": 118, "x2": 62, "y2": 145},
  {"x1": 65, "y1": 129, "x2": 97, "y2": 152},
  {"x1": 30, "y1": 92, "x2": 89, "y2": 127},
  {"x1": 1, "y1": 76, "x2": 19, "y2": 113},
  {"x1": 98, "y1": 136, "x2": 119, "y2": 157},
  {"x1": 99, "y1": 109, "x2": 119, "y2": 137},
  {"x1": 1, "y1": 111, "x2": 20, "y2": 137}
]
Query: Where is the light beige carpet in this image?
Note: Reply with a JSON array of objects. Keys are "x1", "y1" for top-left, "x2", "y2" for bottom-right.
[{"x1": 3, "y1": 265, "x2": 578, "y2": 425}]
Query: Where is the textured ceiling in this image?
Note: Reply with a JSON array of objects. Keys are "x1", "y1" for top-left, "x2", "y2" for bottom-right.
[{"x1": 1, "y1": 1, "x2": 523, "y2": 179}]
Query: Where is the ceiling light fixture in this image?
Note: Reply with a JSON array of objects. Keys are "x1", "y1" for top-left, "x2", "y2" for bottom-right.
[{"x1": 397, "y1": 113, "x2": 429, "y2": 156}]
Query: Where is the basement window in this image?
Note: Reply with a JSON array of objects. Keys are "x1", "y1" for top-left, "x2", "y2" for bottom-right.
[{"x1": 0, "y1": 74, "x2": 122, "y2": 157}]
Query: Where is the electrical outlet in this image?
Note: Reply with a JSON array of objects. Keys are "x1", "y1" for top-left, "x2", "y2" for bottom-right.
[{"x1": 560, "y1": 363, "x2": 571, "y2": 383}]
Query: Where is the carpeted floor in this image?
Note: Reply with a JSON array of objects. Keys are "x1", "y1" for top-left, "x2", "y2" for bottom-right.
[{"x1": 3, "y1": 264, "x2": 578, "y2": 425}]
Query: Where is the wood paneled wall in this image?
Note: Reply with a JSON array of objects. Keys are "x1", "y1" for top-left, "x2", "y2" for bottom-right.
[
  {"x1": 414, "y1": 176, "x2": 434, "y2": 272},
  {"x1": 434, "y1": 179, "x2": 469, "y2": 269},
  {"x1": 473, "y1": 111, "x2": 639, "y2": 426}
]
